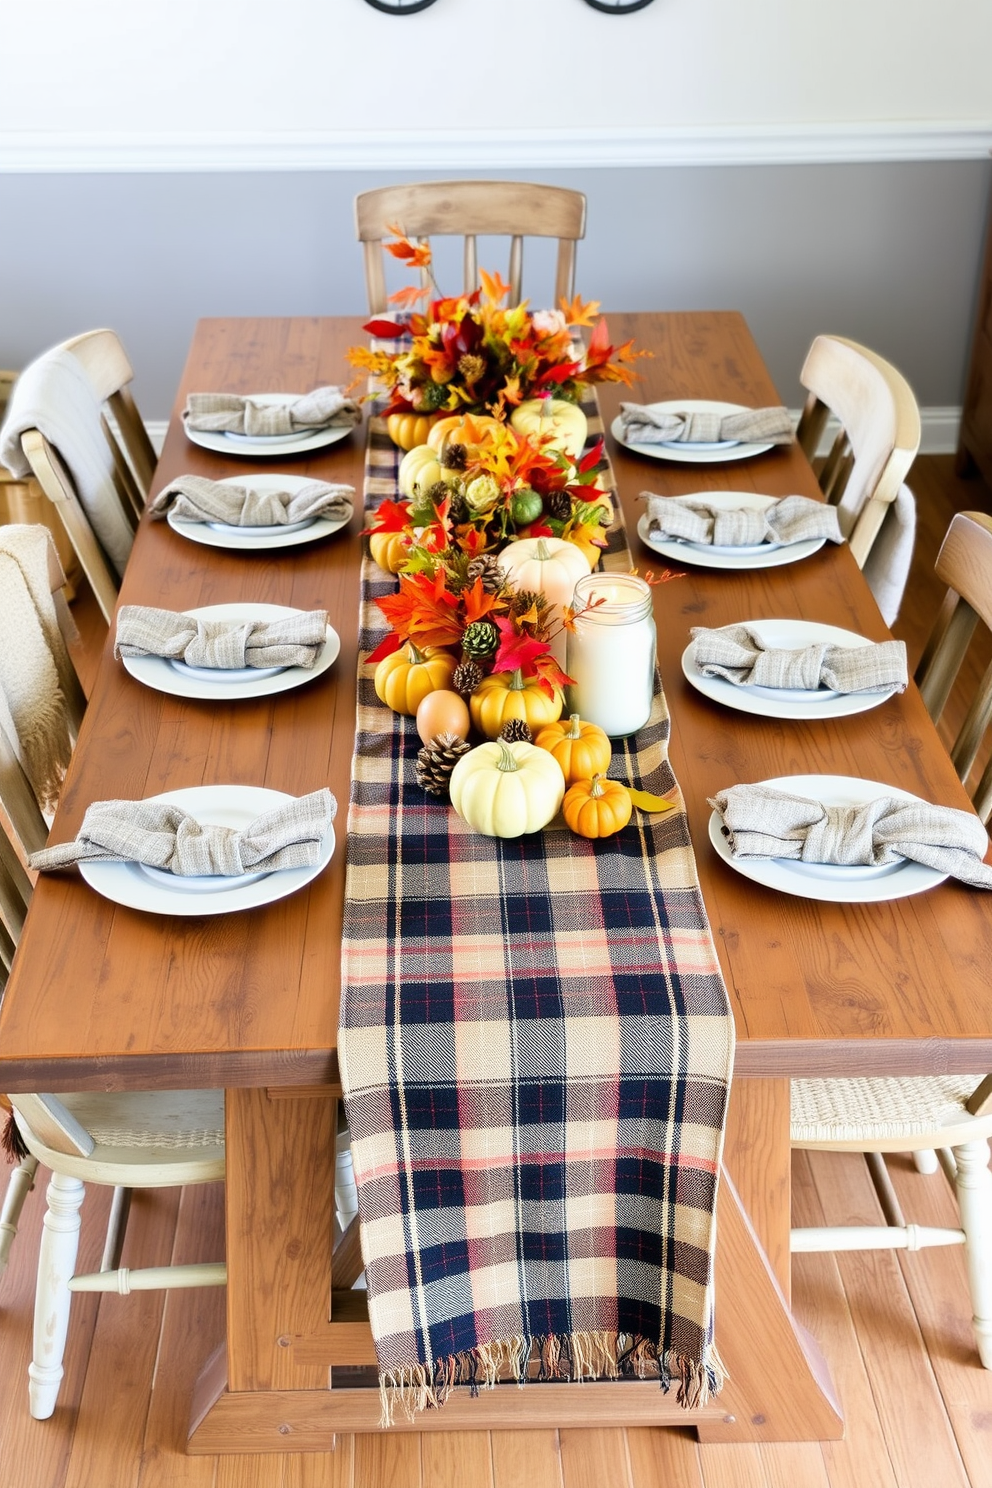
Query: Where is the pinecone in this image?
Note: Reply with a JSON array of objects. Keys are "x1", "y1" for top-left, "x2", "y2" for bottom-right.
[
  {"x1": 544, "y1": 490, "x2": 573, "y2": 522},
  {"x1": 425, "y1": 480, "x2": 451, "y2": 508},
  {"x1": 415, "y1": 732, "x2": 472, "y2": 797},
  {"x1": 452, "y1": 659, "x2": 483, "y2": 698},
  {"x1": 447, "y1": 492, "x2": 470, "y2": 525},
  {"x1": 511, "y1": 589, "x2": 547, "y2": 618},
  {"x1": 462, "y1": 619, "x2": 499, "y2": 660},
  {"x1": 465, "y1": 554, "x2": 505, "y2": 594},
  {"x1": 440, "y1": 442, "x2": 468, "y2": 471},
  {"x1": 499, "y1": 719, "x2": 533, "y2": 744}
]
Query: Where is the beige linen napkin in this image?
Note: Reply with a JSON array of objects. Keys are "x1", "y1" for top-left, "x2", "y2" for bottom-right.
[
  {"x1": 115, "y1": 606, "x2": 328, "y2": 670},
  {"x1": 149, "y1": 475, "x2": 354, "y2": 527},
  {"x1": 644, "y1": 494, "x2": 842, "y2": 548},
  {"x1": 184, "y1": 387, "x2": 360, "y2": 436},
  {"x1": 29, "y1": 788, "x2": 336, "y2": 875},
  {"x1": 621, "y1": 403, "x2": 793, "y2": 446},
  {"x1": 690, "y1": 625, "x2": 908, "y2": 693},
  {"x1": 709, "y1": 783, "x2": 992, "y2": 888}
]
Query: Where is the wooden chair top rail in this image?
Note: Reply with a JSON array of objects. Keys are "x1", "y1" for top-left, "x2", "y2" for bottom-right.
[{"x1": 0, "y1": 313, "x2": 990, "y2": 1096}]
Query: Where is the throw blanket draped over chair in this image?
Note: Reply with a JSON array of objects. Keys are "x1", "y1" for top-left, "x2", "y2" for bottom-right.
[{"x1": 339, "y1": 401, "x2": 736, "y2": 1424}]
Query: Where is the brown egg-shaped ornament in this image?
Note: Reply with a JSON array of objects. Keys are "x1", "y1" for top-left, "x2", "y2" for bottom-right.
[{"x1": 416, "y1": 689, "x2": 471, "y2": 747}]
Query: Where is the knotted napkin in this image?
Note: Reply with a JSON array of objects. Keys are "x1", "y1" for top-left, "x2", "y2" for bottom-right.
[
  {"x1": 621, "y1": 402, "x2": 793, "y2": 446},
  {"x1": 29, "y1": 787, "x2": 336, "y2": 875},
  {"x1": 709, "y1": 783, "x2": 992, "y2": 889},
  {"x1": 115, "y1": 606, "x2": 328, "y2": 671},
  {"x1": 689, "y1": 624, "x2": 908, "y2": 694},
  {"x1": 184, "y1": 387, "x2": 360, "y2": 436},
  {"x1": 149, "y1": 475, "x2": 354, "y2": 528},
  {"x1": 644, "y1": 493, "x2": 842, "y2": 548}
]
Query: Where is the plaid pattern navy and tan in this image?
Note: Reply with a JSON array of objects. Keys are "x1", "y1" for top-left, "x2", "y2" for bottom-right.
[{"x1": 339, "y1": 399, "x2": 735, "y2": 1421}]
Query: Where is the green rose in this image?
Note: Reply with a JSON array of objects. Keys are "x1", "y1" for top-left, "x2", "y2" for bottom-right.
[{"x1": 464, "y1": 474, "x2": 501, "y2": 516}]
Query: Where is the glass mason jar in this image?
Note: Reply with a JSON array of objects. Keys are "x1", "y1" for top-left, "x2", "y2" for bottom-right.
[{"x1": 565, "y1": 573, "x2": 657, "y2": 737}]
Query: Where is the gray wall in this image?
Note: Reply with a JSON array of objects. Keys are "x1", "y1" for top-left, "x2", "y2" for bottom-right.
[{"x1": 1, "y1": 161, "x2": 989, "y2": 420}]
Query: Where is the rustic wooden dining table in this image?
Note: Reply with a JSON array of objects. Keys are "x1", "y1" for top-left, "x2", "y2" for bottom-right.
[{"x1": 0, "y1": 312, "x2": 990, "y2": 1454}]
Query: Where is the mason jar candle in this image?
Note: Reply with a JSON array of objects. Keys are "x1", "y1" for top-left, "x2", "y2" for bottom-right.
[{"x1": 565, "y1": 573, "x2": 657, "y2": 737}]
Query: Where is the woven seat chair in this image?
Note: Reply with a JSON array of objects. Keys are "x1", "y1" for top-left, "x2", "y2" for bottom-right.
[
  {"x1": 0, "y1": 530, "x2": 224, "y2": 1420},
  {"x1": 796, "y1": 335, "x2": 921, "y2": 624},
  {"x1": 355, "y1": 180, "x2": 587, "y2": 314},
  {"x1": 0, "y1": 329, "x2": 157, "y2": 624},
  {"x1": 791, "y1": 510, "x2": 992, "y2": 1370}
]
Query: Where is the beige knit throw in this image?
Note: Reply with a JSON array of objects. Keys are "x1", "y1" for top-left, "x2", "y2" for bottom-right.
[{"x1": 0, "y1": 525, "x2": 75, "y2": 810}]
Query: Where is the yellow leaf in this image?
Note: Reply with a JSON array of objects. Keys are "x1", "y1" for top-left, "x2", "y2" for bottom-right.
[{"x1": 626, "y1": 787, "x2": 676, "y2": 813}]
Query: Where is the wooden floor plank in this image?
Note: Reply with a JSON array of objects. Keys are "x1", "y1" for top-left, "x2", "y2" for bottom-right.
[
  {"x1": 65, "y1": 1188, "x2": 183, "y2": 1488},
  {"x1": 804, "y1": 1148, "x2": 971, "y2": 1488},
  {"x1": 139, "y1": 1182, "x2": 225, "y2": 1488},
  {"x1": 559, "y1": 1428, "x2": 631, "y2": 1488},
  {"x1": 626, "y1": 1427, "x2": 703, "y2": 1487},
  {"x1": 491, "y1": 1430, "x2": 563, "y2": 1488},
  {"x1": 697, "y1": 1442, "x2": 776, "y2": 1488},
  {"x1": 421, "y1": 1429, "x2": 494, "y2": 1488},
  {"x1": 790, "y1": 1151, "x2": 902, "y2": 1488},
  {"x1": 352, "y1": 1432, "x2": 423, "y2": 1488},
  {"x1": 884, "y1": 1152, "x2": 992, "y2": 1488}
]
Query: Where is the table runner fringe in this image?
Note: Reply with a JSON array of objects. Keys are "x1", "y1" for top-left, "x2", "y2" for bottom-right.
[{"x1": 378, "y1": 1334, "x2": 728, "y2": 1425}]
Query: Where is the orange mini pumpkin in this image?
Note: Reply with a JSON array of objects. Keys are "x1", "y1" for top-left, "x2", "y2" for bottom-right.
[
  {"x1": 562, "y1": 774, "x2": 632, "y2": 839},
  {"x1": 374, "y1": 643, "x2": 457, "y2": 716},
  {"x1": 469, "y1": 668, "x2": 563, "y2": 740},
  {"x1": 533, "y1": 713, "x2": 611, "y2": 786},
  {"x1": 386, "y1": 411, "x2": 443, "y2": 451}
]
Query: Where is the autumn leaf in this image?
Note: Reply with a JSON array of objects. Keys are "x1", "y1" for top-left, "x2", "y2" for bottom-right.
[
  {"x1": 462, "y1": 577, "x2": 500, "y2": 626},
  {"x1": 388, "y1": 283, "x2": 431, "y2": 310},
  {"x1": 384, "y1": 228, "x2": 433, "y2": 270},
  {"x1": 559, "y1": 294, "x2": 601, "y2": 328},
  {"x1": 480, "y1": 268, "x2": 513, "y2": 304},
  {"x1": 375, "y1": 570, "x2": 463, "y2": 652},
  {"x1": 362, "y1": 319, "x2": 409, "y2": 340},
  {"x1": 362, "y1": 498, "x2": 411, "y2": 536}
]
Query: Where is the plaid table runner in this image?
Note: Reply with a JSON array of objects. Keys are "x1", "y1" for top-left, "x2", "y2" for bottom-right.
[{"x1": 339, "y1": 398, "x2": 735, "y2": 1423}]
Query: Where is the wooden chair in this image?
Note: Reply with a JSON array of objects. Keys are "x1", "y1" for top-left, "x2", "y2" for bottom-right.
[
  {"x1": 4, "y1": 330, "x2": 156, "y2": 624},
  {"x1": 355, "y1": 181, "x2": 587, "y2": 314},
  {"x1": 0, "y1": 537, "x2": 224, "y2": 1420},
  {"x1": 790, "y1": 511, "x2": 992, "y2": 1370},
  {"x1": 795, "y1": 335, "x2": 921, "y2": 601}
]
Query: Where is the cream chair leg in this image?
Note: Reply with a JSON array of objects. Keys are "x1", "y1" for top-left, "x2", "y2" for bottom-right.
[
  {"x1": 912, "y1": 1150, "x2": 940, "y2": 1175},
  {"x1": 952, "y1": 1138, "x2": 992, "y2": 1369},
  {"x1": 0, "y1": 1155, "x2": 38, "y2": 1277},
  {"x1": 29, "y1": 1171, "x2": 84, "y2": 1419}
]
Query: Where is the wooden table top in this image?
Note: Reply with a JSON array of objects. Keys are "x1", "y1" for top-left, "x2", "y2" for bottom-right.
[{"x1": 1, "y1": 311, "x2": 989, "y2": 1093}]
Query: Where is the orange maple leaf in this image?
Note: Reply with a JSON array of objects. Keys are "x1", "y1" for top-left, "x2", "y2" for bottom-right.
[
  {"x1": 388, "y1": 283, "x2": 431, "y2": 310},
  {"x1": 384, "y1": 227, "x2": 433, "y2": 270},
  {"x1": 480, "y1": 268, "x2": 513, "y2": 305},
  {"x1": 560, "y1": 295, "x2": 601, "y2": 328}
]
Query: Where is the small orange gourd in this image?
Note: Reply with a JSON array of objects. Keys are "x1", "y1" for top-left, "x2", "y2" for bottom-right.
[
  {"x1": 562, "y1": 774, "x2": 632, "y2": 839},
  {"x1": 374, "y1": 643, "x2": 457, "y2": 716},
  {"x1": 369, "y1": 528, "x2": 410, "y2": 573},
  {"x1": 469, "y1": 668, "x2": 563, "y2": 739},
  {"x1": 386, "y1": 411, "x2": 443, "y2": 451},
  {"x1": 533, "y1": 713, "x2": 611, "y2": 786}
]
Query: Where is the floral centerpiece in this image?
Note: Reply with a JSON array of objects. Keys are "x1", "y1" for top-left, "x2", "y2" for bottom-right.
[{"x1": 347, "y1": 230, "x2": 646, "y2": 441}]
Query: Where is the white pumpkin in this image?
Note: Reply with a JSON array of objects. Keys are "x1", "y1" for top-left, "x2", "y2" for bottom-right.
[
  {"x1": 497, "y1": 536, "x2": 591, "y2": 667},
  {"x1": 449, "y1": 739, "x2": 565, "y2": 838},
  {"x1": 397, "y1": 444, "x2": 444, "y2": 500},
  {"x1": 510, "y1": 398, "x2": 588, "y2": 460}
]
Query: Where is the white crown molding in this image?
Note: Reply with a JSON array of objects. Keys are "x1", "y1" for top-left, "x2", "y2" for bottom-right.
[
  {"x1": 144, "y1": 408, "x2": 959, "y2": 459},
  {"x1": 3, "y1": 122, "x2": 992, "y2": 174}
]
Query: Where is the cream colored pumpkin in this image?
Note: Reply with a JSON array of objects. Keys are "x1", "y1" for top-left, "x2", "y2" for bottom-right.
[
  {"x1": 497, "y1": 536, "x2": 591, "y2": 666},
  {"x1": 449, "y1": 739, "x2": 565, "y2": 838},
  {"x1": 397, "y1": 444, "x2": 444, "y2": 500},
  {"x1": 510, "y1": 398, "x2": 588, "y2": 460}
]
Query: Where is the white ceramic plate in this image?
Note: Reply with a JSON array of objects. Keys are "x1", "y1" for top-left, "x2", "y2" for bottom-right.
[
  {"x1": 612, "y1": 400, "x2": 778, "y2": 464},
  {"x1": 682, "y1": 619, "x2": 901, "y2": 721},
  {"x1": 637, "y1": 500, "x2": 826, "y2": 571},
  {"x1": 183, "y1": 394, "x2": 356, "y2": 458},
  {"x1": 167, "y1": 475, "x2": 352, "y2": 551},
  {"x1": 120, "y1": 603, "x2": 341, "y2": 701},
  {"x1": 708, "y1": 774, "x2": 948, "y2": 903},
  {"x1": 79, "y1": 784, "x2": 335, "y2": 917}
]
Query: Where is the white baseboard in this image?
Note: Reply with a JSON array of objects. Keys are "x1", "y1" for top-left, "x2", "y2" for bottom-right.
[
  {"x1": 4, "y1": 122, "x2": 992, "y2": 174},
  {"x1": 146, "y1": 407, "x2": 960, "y2": 462}
]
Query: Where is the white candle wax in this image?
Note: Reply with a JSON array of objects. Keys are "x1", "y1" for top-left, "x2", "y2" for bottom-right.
[{"x1": 565, "y1": 574, "x2": 656, "y2": 737}]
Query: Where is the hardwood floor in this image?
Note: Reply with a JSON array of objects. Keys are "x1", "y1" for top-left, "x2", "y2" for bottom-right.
[{"x1": 3, "y1": 455, "x2": 992, "y2": 1487}]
